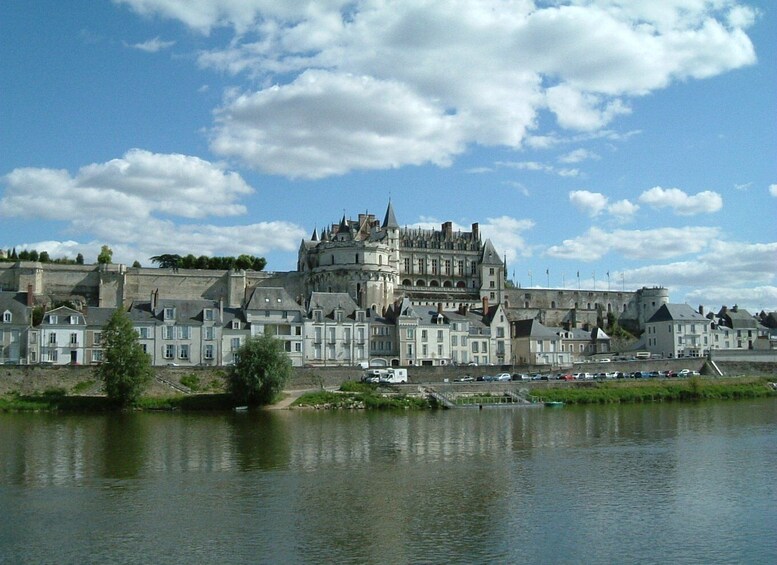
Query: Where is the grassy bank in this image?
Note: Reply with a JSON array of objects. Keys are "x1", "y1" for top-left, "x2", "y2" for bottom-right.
[
  {"x1": 293, "y1": 381, "x2": 432, "y2": 410},
  {"x1": 0, "y1": 389, "x2": 235, "y2": 412},
  {"x1": 531, "y1": 376, "x2": 776, "y2": 405}
]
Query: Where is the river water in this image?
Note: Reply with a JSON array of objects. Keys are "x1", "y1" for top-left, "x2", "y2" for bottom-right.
[{"x1": 1, "y1": 399, "x2": 776, "y2": 564}]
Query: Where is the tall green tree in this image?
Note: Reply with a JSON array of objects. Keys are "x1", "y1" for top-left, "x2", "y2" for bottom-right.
[
  {"x1": 97, "y1": 245, "x2": 113, "y2": 264},
  {"x1": 227, "y1": 334, "x2": 292, "y2": 406},
  {"x1": 95, "y1": 309, "x2": 153, "y2": 407}
]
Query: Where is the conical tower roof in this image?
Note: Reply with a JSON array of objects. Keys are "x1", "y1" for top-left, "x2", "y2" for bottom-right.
[{"x1": 383, "y1": 201, "x2": 399, "y2": 229}]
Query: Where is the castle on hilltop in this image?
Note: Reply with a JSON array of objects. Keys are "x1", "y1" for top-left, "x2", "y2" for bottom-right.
[
  {"x1": 0, "y1": 201, "x2": 679, "y2": 368},
  {"x1": 297, "y1": 202, "x2": 504, "y2": 315}
]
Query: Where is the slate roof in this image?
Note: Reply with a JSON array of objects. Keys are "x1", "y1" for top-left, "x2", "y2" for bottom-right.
[
  {"x1": 480, "y1": 239, "x2": 503, "y2": 266},
  {"x1": 647, "y1": 304, "x2": 709, "y2": 324},
  {"x1": 308, "y1": 292, "x2": 360, "y2": 318},
  {"x1": 245, "y1": 287, "x2": 304, "y2": 312},
  {"x1": 511, "y1": 319, "x2": 559, "y2": 339},
  {"x1": 383, "y1": 201, "x2": 399, "y2": 229},
  {"x1": 0, "y1": 291, "x2": 32, "y2": 325},
  {"x1": 84, "y1": 307, "x2": 116, "y2": 328},
  {"x1": 719, "y1": 307, "x2": 759, "y2": 329}
]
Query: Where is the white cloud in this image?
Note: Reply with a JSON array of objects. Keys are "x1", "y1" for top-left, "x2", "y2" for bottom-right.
[
  {"x1": 0, "y1": 150, "x2": 305, "y2": 264},
  {"x1": 619, "y1": 240, "x2": 777, "y2": 311},
  {"x1": 558, "y1": 148, "x2": 599, "y2": 164},
  {"x1": 546, "y1": 85, "x2": 631, "y2": 131},
  {"x1": 1, "y1": 149, "x2": 253, "y2": 221},
  {"x1": 546, "y1": 226, "x2": 720, "y2": 261},
  {"x1": 769, "y1": 184, "x2": 777, "y2": 197},
  {"x1": 638, "y1": 186, "x2": 723, "y2": 215},
  {"x1": 607, "y1": 199, "x2": 640, "y2": 221},
  {"x1": 211, "y1": 71, "x2": 464, "y2": 178},
  {"x1": 570, "y1": 190, "x2": 608, "y2": 217},
  {"x1": 119, "y1": 0, "x2": 757, "y2": 178},
  {"x1": 127, "y1": 36, "x2": 175, "y2": 52}
]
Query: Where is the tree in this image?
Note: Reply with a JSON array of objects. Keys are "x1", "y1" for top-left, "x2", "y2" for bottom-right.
[
  {"x1": 76, "y1": 253, "x2": 84, "y2": 265},
  {"x1": 95, "y1": 308, "x2": 153, "y2": 407},
  {"x1": 97, "y1": 245, "x2": 113, "y2": 264},
  {"x1": 150, "y1": 253, "x2": 181, "y2": 269},
  {"x1": 132, "y1": 260, "x2": 142, "y2": 268},
  {"x1": 227, "y1": 333, "x2": 292, "y2": 406},
  {"x1": 39, "y1": 251, "x2": 50, "y2": 263}
]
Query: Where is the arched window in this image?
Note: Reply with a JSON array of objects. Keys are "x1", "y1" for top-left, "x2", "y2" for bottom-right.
[
  {"x1": 402, "y1": 279, "x2": 412, "y2": 286},
  {"x1": 416, "y1": 280, "x2": 426, "y2": 287},
  {"x1": 429, "y1": 280, "x2": 439, "y2": 287},
  {"x1": 456, "y1": 281, "x2": 466, "y2": 288},
  {"x1": 443, "y1": 281, "x2": 452, "y2": 288}
]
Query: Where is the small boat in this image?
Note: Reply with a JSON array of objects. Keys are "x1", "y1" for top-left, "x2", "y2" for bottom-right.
[
  {"x1": 544, "y1": 401, "x2": 565, "y2": 407},
  {"x1": 233, "y1": 406, "x2": 249, "y2": 412}
]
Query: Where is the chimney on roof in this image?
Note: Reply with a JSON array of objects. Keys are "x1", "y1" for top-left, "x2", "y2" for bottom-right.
[
  {"x1": 27, "y1": 284, "x2": 34, "y2": 307},
  {"x1": 482, "y1": 296, "x2": 488, "y2": 313},
  {"x1": 463, "y1": 304, "x2": 469, "y2": 316},
  {"x1": 732, "y1": 304, "x2": 738, "y2": 313},
  {"x1": 698, "y1": 305, "x2": 704, "y2": 316},
  {"x1": 437, "y1": 302, "x2": 443, "y2": 314},
  {"x1": 471, "y1": 222, "x2": 479, "y2": 241},
  {"x1": 219, "y1": 298, "x2": 224, "y2": 323},
  {"x1": 442, "y1": 221, "x2": 453, "y2": 240}
]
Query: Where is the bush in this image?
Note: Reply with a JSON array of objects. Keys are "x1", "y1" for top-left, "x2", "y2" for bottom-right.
[{"x1": 180, "y1": 374, "x2": 201, "y2": 392}]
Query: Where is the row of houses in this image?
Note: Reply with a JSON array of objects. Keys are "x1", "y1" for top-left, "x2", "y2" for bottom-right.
[
  {"x1": 3, "y1": 287, "x2": 771, "y2": 369},
  {"x1": 0, "y1": 288, "x2": 512, "y2": 369}
]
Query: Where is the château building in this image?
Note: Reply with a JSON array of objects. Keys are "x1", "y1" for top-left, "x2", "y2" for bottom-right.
[{"x1": 297, "y1": 202, "x2": 505, "y2": 315}]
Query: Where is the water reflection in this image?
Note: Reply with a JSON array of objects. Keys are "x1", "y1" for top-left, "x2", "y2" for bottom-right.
[{"x1": 0, "y1": 400, "x2": 775, "y2": 564}]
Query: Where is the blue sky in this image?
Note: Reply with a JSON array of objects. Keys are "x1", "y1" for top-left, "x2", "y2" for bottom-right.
[{"x1": 1, "y1": 0, "x2": 775, "y2": 313}]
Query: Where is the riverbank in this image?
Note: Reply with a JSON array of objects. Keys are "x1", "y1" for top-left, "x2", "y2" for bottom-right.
[{"x1": 1, "y1": 372, "x2": 774, "y2": 413}]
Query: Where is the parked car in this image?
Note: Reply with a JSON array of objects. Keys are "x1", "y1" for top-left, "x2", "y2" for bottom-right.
[
  {"x1": 512, "y1": 373, "x2": 530, "y2": 381},
  {"x1": 558, "y1": 373, "x2": 575, "y2": 381},
  {"x1": 457, "y1": 376, "x2": 474, "y2": 382},
  {"x1": 495, "y1": 373, "x2": 512, "y2": 381}
]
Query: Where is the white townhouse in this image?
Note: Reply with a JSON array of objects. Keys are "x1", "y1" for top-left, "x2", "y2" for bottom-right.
[
  {"x1": 445, "y1": 309, "x2": 473, "y2": 365},
  {"x1": 645, "y1": 304, "x2": 712, "y2": 358},
  {"x1": 244, "y1": 287, "x2": 305, "y2": 367},
  {"x1": 367, "y1": 313, "x2": 397, "y2": 367},
  {"x1": 714, "y1": 305, "x2": 768, "y2": 350},
  {"x1": 0, "y1": 291, "x2": 33, "y2": 365},
  {"x1": 511, "y1": 319, "x2": 567, "y2": 367},
  {"x1": 470, "y1": 299, "x2": 511, "y2": 366},
  {"x1": 38, "y1": 306, "x2": 87, "y2": 365},
  {"x1": 386, "y1": 299, "x2": 451, "y2": 367},
  {"x1": 83, "y1": 307, "x2": 115, "y2": 365},
  {"x1": 304, "y1": 292, "x2": 369, "y2": 367},
  {"x1": 127, "y1": 293, "x2": 225, "y2": 367},
  {"x1": 220, "y1": 307, "x2": 249, "y2": 366}
]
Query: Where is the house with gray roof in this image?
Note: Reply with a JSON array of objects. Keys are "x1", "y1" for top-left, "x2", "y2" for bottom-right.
[
  {"x1": 38, "y1": 306, "x2": 87, "y2": 365},
  {"x1": 0, "y1": 291, "x2": 33, "y2": 364},
  {"x1": 645, "y1": 304, "x2": 712, "y2": 358},
  {"x1": 304, "y1": 292, "x2": 369, "y2": 367},
  {"x1": 127, "y1": 292, "x2": 226, "y2": 366},
  {"x1": 244, "y1": 286, "x2": 305, "y2": 366}
]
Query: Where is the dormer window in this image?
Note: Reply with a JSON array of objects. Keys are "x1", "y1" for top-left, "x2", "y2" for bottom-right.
[
  {"x1": 314, "y1": 310, "x2": 323, "y2": 323},
  {"x1": 2, "y1": 311, "x2": 10, "y2": 323},
  {"x1": 164, "y1": 307, "x2": 175, "y2": 320},
  {"x1": 49, "y1": 315, "x2": 58, "y2": 324},
  {"x1": 70, "y1": 315, "x2": 79, "y2": 324},
  {"x1": 231, "y1": 320, "x2": 241, "y2": 330},
  {"x1": 335, "y1": 311, "x2": 343, "y2": 323},
  {"x1": 204, "y1": 309, "x2": 214, "y2": 321}
]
